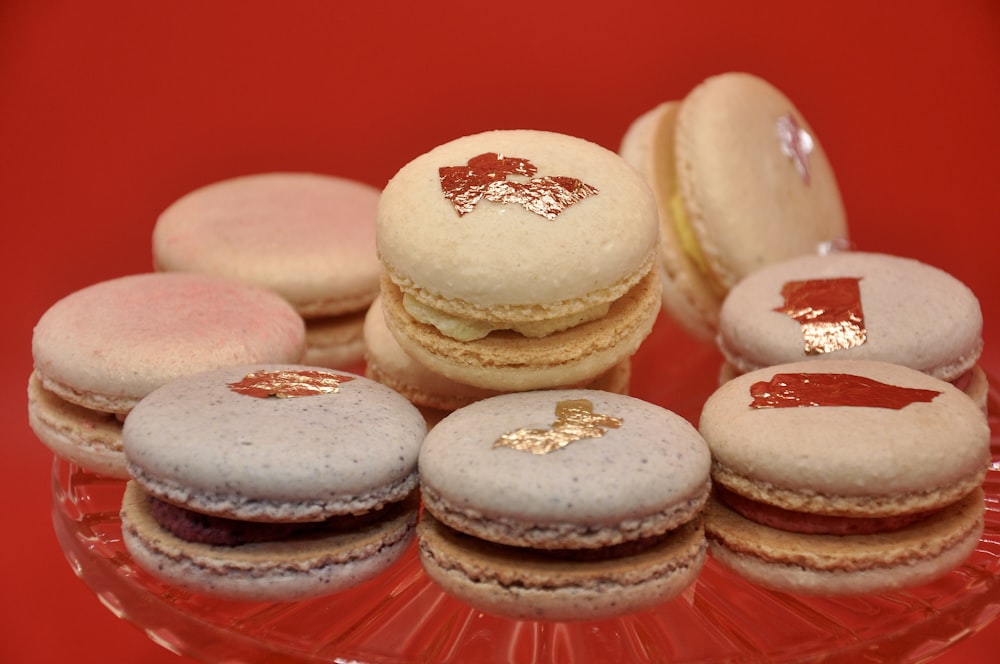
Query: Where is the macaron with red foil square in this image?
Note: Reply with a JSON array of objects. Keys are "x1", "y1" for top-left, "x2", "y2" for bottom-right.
[
  {"x1": 716, "y1": 251, "x2": 987, "y2": 409},
  {"x1": 416, "y1": 389, "x2": 711, "y2": 620},
  {"x1": 377, "y1": 129, "x2": 661, "y2": 393},
  {"x1": 619, "y1": 72, "x2": 849, "y2": 342},
  {"x1": 699, "y1": 359, "x2": 989, "y2": 595},
  {"x1": 120, "y1": 364, "x2": 426, "y2": 602}
]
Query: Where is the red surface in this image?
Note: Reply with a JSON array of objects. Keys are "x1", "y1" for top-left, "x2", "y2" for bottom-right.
[{"x1": 2, "y1": 2, "x2": 998, "y2": 662}]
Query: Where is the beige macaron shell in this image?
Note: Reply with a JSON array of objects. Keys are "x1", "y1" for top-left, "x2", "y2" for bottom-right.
[
  {"x1": 700, "y1": 360, "x2": 991, "y2": 516},
  {"x1": 675, "y1": 72, "x2": 848, "y2": 293},
  {"x1": 718, "y1": 251, "x2": 984, "y2": 381},
  {"x1": 418, "y1": 511, "x2": 706, "y2": 621},
  {"x1": 302, "y1": 309, "x2": 368, "y2": 370},
  {"x1": 419, "y1": 389, "x2": 711, "y2": 548},
  {"x1": 32, "y1": 273, "x2": 306, "y2": 414},
  {"x1": 27, "y1": 372, "x2": 127, "y2": 478},
  {"x1": 153, "y1": 172, "x2": 381, "y2": 318},
  {"x1": 121, "y1": 482, "x2": 418, "y2": 602},
  {"x1": 377, "y1": 129, "x2": 659, "y2": 319},
  {"x1": 123, "y1": 365, "x2": 427, "y2": 521},
  {"x1": 621, "y1": 101, "x2": 722, "y2": 342},
  {"x1": 705, "y1": 489, "x2": 984, "y2": 596}
]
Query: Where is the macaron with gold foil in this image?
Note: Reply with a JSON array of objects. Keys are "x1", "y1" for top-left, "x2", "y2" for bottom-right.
[
  {"x1": 716, "y1": 251, "x2": 987, "y2": 409},
  {"x1": 620, "y1": 72, "x2": 849, "y2": 342},
  {"x1": 377, "y1": 129, "x2": 661, "y2": 392},
  {"x1": 153, "y1": 172, "x2": 382, "y2": 370},
  {"x1": 28, "y1": 272, "x2": 306, "y2": 479},
  {"x1": 417, "y1": 389, "x2": 711, "y2": 620},
  {"x1": 699, "y1": 359, "x2": 989, "y2": 595},
  {"x1": 120, "y1": 364, "x2": 426, "y2": 602}
]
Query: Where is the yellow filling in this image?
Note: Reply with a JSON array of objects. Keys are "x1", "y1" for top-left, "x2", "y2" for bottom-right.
[
  {"x1": 402, "y1": 294, "x2": 610, "y2": 341},
  {"x1": 670, "y1": 190, "x2": 726, "y2": 297}
]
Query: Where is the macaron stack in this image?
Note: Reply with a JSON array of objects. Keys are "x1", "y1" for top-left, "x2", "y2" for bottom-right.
[
  {"x1": 374, "y1": 129, "x2": 662, "y2": 397},
  {"x1": 620, "y1": 72, "x2": 850, "y2": 342},
  {"x1": 153, "y1": 172, "x2": 382, "y2": 370}
]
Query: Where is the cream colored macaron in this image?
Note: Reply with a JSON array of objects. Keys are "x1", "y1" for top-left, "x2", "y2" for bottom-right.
[
  {"x1": 620, "y1": 72, "x2": 849, "y2": 342},
  {"x1": 377, "y1": 129, "x2": 661, "y2": 392},
  {"x1": 699, "y1": 359, "x2": 989, "y2": 595}
]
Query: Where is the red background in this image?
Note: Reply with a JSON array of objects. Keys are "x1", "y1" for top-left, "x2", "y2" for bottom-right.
[{"x1": 2, "y1": 2, "x2": 998, "y2": 662}]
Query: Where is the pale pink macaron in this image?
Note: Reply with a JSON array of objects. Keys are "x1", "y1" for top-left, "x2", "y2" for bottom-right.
[
  {"x1": 28, "y1": 272, "x2": 306, "y2": 478},
  {"x1": 153, "y1": 172, "x2": 381, "y2": 370}
]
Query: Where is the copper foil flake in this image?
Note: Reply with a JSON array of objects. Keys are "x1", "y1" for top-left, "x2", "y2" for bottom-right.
[
  {"x1": 749, "y1": 372, "x2": 941, "y2": 410},
  {"x1": 776, "y1": 113, "x2": 814, "y2": 184},
  {"x1": 493, "y1": 398, "x2": 622, "y2": 455},
  {"x1": 439, "y1": 152, "x2": 598, "y2": 220},
  {"x1": 775, "y1": 277, "x2": 866, "y2": 355},
  {"x1": 227, "y1": 370, "x2": 355, "y2": 398}
]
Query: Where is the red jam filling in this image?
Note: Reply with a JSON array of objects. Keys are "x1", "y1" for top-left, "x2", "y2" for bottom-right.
[{"x1": 715, "y1": 486, "x2": 934, "y2": 536}]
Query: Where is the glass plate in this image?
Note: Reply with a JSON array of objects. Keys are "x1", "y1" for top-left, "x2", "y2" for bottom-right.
[{"x1": 50, "y1": 316, "x2": 1000, "y2": 663}]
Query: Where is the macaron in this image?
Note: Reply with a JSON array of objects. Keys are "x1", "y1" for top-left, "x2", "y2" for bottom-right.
[
  {"x1": 120, "y1": 364, "x2": 426, "y2": 601},
  {"x1": 716, "y1": 251, "x2": 987, "y2": 409},
  {"x1": 362, "y1": 295, "x2": 632, "y2": 424},
  {"x1": 377, "y1": 129, "x2": 661, "y2": 392},
  {"x1": 699, "y1": 359, "x2": 990, "y2": 595},
  {"x1": 417, "y1": 389, "x2": 711, "y2": 620},
  {"x1": 620, "y1": 72, "x2": 849, "y2": 342},
  {"x1": 28, "y1": 272, "x2": 306, "y2": 478},
  {"x1": 153, "y1": 172, "x2": 382, "y2": 369}
]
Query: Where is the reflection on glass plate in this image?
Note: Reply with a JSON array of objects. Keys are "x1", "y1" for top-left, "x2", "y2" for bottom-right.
[{"x1": 50, "y1": 315, "x2": 1000, "y2": 663}]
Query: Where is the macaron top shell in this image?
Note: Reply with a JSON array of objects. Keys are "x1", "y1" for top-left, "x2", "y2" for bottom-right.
[
  {"x1": 419, "y1": 389, "x2": 710, "y2": 529},
  {"x1": 699, "y1": 360, "x2": 990, "y2": 509},
  {"x1": 32, "y1": 273, "x2": 306, "y2": 413},
  {"x1": 123, "y1": 365, "x2": 427, "y2": 521},
  {"x1": 153, "y1": 172, "x2": 381, "y2": 317},
  {"x1": 718, "y1": 251, "x2": 984, "y2": 380},
  {"x1": 676, "y1": 72, "x2": 847, "y2": 291},
  {"x1": 377, "y1": 129, "x2": 659, "y2": 312}
]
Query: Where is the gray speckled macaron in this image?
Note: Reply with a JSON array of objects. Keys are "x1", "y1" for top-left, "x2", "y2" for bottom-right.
[
  {"x1": 417, "y1": 389, "x2": 711, "y2": 620},
  {"x1": 717, "y1": 251, "x2": 987, "y2": 408},
  {"x1": 120, "y1": 364, "x2": 426, "y2": 602}
]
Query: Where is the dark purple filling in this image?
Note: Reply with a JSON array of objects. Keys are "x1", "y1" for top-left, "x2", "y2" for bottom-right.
[{"x1": 150, "y1": 497, "x2": 393, "y2": 546}]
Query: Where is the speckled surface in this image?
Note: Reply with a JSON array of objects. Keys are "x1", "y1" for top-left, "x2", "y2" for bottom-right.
[
  {"x1": 419, "y1": 389, "x2": 711, "y2": 547},
  {"x1": 123, "y1": 364, "x2": 427, "y2": 521},
  {"x1": 718, "y1": 251, "x2": 984, "y2": 381}
]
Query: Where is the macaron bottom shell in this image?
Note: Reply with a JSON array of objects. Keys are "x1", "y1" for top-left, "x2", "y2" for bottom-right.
[
  {"x1": 121, "y1": 482, "x2": 419, "y2": 602},
  {"x1": 417, "y1": 512, "x2": 707, "y2": 622},
  {"x1": 704, "y1": 489, "x2": 985, "y2": 596},
  {"x1": 27, "y1": 371, "x2": 129, "y2": 479}
]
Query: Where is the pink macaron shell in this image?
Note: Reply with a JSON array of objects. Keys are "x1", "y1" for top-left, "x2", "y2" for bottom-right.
[
  {"x1": 153, "y1": 173, "x2": 381, "y2": 317},
  {"x1": 32, "y1": 272, "x2": 306, "y2": 413}
]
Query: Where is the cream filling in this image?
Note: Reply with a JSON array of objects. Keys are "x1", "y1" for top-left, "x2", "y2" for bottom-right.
[{"x1": 402, "y1": 293, "x2": 610, "y2": 341}]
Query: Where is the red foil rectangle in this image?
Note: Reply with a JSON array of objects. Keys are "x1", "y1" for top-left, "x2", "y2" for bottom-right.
[{"x1": 749, "y1": 372, "x2": 940, "y2": 409}]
